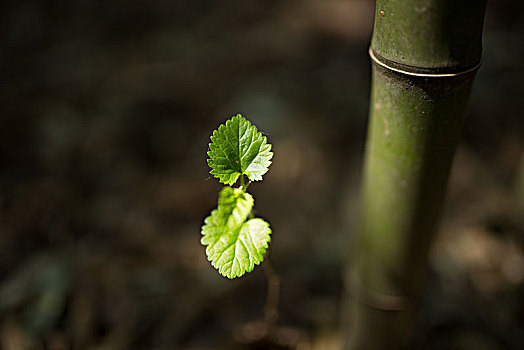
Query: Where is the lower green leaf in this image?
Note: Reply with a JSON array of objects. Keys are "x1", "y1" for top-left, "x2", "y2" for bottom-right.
[{"x1": 201, "y1": 214, "x2": 271, "y2": 279}]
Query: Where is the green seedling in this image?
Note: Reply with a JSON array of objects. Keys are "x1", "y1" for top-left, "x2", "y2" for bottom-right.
[{"x1": 201, "y1": 114, "x2": 273, "y2": 279}]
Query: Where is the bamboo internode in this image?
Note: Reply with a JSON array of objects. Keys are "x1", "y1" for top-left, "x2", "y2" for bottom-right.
[{"x1": 347, "y1": 1, "x2": 487, "y2": 349}]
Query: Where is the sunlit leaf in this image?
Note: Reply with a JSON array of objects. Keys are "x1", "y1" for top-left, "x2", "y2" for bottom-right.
[
  {"x1": 201, "y1": 187, "x2": 271, "y2": 279},
  {"x1": 207, "y1": 114, "x2": 273, "y2": 185}
]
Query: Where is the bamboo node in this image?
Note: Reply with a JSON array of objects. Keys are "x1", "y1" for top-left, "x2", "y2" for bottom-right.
[{"x1": 369, "y1": 47, "x2": 481, "y2": 78}]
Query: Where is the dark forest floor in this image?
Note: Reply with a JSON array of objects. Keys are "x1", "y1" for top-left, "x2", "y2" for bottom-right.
[{"x1": 1, "y1": 1, "x2": 523, "y2": 349}]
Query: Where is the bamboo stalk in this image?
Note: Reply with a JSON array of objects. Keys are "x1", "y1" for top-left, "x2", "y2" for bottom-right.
[{"x1": 347, "y1": 1, "x2": 487, "y2": 348}]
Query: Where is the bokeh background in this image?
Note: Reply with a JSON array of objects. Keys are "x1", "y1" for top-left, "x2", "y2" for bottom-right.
[{"x1": 1, "y1": 0, "x2": 523, "y2": 349}]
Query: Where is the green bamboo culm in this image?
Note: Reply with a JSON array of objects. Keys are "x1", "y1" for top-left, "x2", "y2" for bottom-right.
[{"x1": 347, "y1": 1, "x2": 487, "y2": 349}]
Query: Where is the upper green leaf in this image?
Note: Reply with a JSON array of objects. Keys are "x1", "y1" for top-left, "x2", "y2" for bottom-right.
[
  {"x1": 201, "y1": 186, "x2": 271, "y2": 279},
  {"x1": 207, "y1": 114, "x2": 273, "y2": 185}
]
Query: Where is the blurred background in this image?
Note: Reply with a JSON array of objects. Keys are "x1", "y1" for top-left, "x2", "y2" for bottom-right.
[{"x1": 1, "y1": 0, "x2": 523, "y2": 349}]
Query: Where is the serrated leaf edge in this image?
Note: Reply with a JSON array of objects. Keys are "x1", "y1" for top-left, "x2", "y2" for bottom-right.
[
  {"x1": 200, "y1": 188, "x2": 272, "y2": 279},
  {"x1": 207, "y1": 114, "x2": 273, "y2": 185}
]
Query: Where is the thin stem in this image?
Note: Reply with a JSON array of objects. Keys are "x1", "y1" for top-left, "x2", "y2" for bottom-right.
[
  {"x1": 240, "y1": 175, "x2": 245, "y2": 188},
  {"x1": 263, "y1": 257, "x2": 280, "y2": 333}
]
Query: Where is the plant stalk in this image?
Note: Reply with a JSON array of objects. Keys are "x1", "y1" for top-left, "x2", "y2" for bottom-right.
[
  {"x1": 263, "y1": 258, "x2": 280, "y2": 333},
  {"x1": 346, "y1": 0, "x2": 487, "y2": 348}
]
